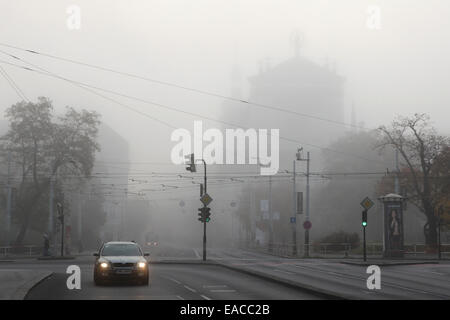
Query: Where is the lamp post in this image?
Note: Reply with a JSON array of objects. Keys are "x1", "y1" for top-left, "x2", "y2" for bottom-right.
[{"x1": 295, "y1": 148, "x2": 310, "y2": 257}]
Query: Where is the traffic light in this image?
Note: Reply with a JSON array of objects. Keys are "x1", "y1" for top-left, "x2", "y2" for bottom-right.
[
  {"x1": 198, "y1": 207, "x2": 211, "y2": 223},
  {"x1": 57, "y1": 202, "x2": 64, "y2": 224},
  {"x1": 198, "y1": 207, "x2": 204, "y2": 222},
  {"x1": 203, "y1": 207, "x2": 211, "y2": 222},
  {"x1": 185, "y1": 153, "x2": 196, "y2": 173},
  {"x1": 362, "y1": 210, "x2": 367, "y2": 227}
]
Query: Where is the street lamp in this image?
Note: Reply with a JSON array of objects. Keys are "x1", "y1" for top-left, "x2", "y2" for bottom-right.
[{"x1": 294, "y1": 148, "x2": 310, "y2": 258}]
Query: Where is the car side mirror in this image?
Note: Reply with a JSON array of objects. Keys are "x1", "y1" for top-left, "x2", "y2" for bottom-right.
[
  {"x1": 144, "y1": 253, "x2": 150, "y2": 256},
  {"x1": 93, "y1": 253, "x2": 99, "y2": 257}
]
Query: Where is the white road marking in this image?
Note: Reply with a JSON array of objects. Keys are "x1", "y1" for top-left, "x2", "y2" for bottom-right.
[
  {"x1": 193, "y1": 249, "x2": 201, "y2": 259},
  {"x1": 164, "y1": 276, "x2": 181, "y2": 285},
  {"x1": 176, "y1": 295, "x2": 185, "y2": 300},
  {"x1": 184, "y1": 285, "x2": 197, "y2": 293},
  {"x1": 210, "y1": 289, "x2": 236, "y2": 293},
  {"x1": 201, "y1": 295, "x2": 212, "y2": 300},
  {"x1": 203, "y1": 285, "x2": 227, "y2": 288}
]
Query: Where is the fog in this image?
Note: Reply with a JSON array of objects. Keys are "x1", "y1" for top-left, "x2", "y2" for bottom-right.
[{"x1": 1, "y1": 1, "x2": 449, "y2": 251}]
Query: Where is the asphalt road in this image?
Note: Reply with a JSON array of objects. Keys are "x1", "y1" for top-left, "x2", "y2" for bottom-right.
[
  {"x1": 10, "y1": 259, "x2": 321, "y2": 300},
  {"x1": 209, "y1": 248, "x2": 450, "y2": 300}
]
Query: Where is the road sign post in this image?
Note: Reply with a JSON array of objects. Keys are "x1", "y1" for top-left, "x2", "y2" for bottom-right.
[{"x1": 360, "y1": 196, "x2": 373, "y2": 262}]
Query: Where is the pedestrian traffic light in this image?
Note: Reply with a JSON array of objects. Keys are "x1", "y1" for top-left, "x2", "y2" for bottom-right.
[
  {"x1": 362, "y1": 210, "x2": 367, "y2": 227},
  {"x1": 185, "y1": 153, "x2": 196, "y2": 173},
  {"x1": 57, "y1": 202, "x2": 64, "y2": 224}
]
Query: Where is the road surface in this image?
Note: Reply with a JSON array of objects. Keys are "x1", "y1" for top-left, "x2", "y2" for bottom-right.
[{"x1": 0, "y1": 258, "x2": 321, "y2": 300}]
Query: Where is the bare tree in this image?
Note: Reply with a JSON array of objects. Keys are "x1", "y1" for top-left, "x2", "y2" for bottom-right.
[
  {"x1": 378, "y1": 113, "x2": 449, "y2": 250},
  {"x1": 0, "y1": 97, "x2": 101, "y2": 245}
]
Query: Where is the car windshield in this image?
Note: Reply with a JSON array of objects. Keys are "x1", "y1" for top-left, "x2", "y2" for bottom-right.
[{"x1": 101, "y1": 243, "x2": 142, "y2": 256}]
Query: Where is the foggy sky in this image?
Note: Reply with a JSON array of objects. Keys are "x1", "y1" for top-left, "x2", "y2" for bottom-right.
[{"x1": 1, "y1": 0, "x2": 450, "y2": 170}]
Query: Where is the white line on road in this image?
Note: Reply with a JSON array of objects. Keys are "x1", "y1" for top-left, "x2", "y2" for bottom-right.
[
  {"x1": 193, "y1": 249, "x2": 201, "y2": 259},
  {"x1": 176, "y1": 295, "x2": 185, "y2": 300},
  {"x1": 201, "y1": 295, "x2": 212, "y2": 300},
  {"x1": 203, "y1": 285, "x2": 227, "y2": 288},
  {"x1": 164, "y1": 276, "x2": 181, "y2": 285},
  {"x1": 210, "y1": 289, "x2": 236, "y2": 293},
  {"x1": 184, "y1": 285, "x2": 197, "y2": 293}
]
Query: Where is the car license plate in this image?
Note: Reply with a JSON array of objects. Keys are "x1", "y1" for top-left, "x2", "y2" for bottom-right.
[{"x1": 116, "y1": 269, "x2": 131, "y2": 274}]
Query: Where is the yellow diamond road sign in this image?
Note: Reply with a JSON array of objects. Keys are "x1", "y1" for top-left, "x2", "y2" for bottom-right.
[
  {"x1": 200, "y1": 193, "x2": 213, "y2": 206},
  {"x1": 360, "y1": 197, "x2": 374, "y2": 210}
]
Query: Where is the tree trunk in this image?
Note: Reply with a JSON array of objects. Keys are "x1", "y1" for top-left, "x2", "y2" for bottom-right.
[
  {"x1": 14, "y1": 185, "x2": 48, "y2": 246},
  {"x1": 424, "y1": 214, "x2": 438, "y2": 252}
]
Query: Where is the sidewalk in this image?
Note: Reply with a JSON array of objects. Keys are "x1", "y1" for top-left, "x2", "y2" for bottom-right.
[{"x1": 0, "y1": 269, "x2": 52, "y2": 300}]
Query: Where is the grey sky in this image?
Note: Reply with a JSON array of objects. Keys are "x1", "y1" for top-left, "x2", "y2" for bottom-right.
[{"x1": 1, "y1": 0, "x2": 449, "y2": 167}]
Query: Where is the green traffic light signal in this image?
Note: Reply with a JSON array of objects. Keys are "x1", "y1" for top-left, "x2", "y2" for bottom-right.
[{"x1": 362, "y1": 210, "x2": 368, "y2": 227}]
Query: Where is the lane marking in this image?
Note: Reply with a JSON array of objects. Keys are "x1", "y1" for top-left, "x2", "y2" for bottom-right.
[
  {"x1": 201, "y1": 295, "x2": 212, "y2": 300},
  {"x1": 176, "y1": 295, "x2": 185, "y2": 300},
  {"x1": 184, "y1": 285, "x2": 197, "y2": 293},
  {"x1": 193, "y1": 249, "x2": 201, "y2": 259},
  {"x1": 164, "y1": 276, "x2": 181, "y2": 284},
  {"x1": 203, "y1": 285, "x2": 227, "y2": 288},
  {"x1": 210, "y1": 289, "x2": 236, "y2": 293}
]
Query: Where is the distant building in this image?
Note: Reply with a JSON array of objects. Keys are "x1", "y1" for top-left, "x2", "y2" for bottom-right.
[{"x1": 246, "y1": 55, "x2": 344, "y2": 151}]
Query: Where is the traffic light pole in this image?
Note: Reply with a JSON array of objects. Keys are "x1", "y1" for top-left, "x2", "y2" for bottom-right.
[
  {"x1": 363, "y1": 225, "x2": 367, "y2": 262},
  {"x1": 201, "y1": 159, "x2": 207, "y2": 261},
  {"x1": 438, "y1": 206, "x2": 442, "y2": 260},
  {"x1": 305, "y1": 151, "x2": 310, "y2": 258}
]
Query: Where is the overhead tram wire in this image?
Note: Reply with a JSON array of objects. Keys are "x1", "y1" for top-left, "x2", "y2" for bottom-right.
[
  {"x1": 0, "y1": 55, "x2": 388, "y2": 165},
  {"x1": 0, "y1": 65, "x2": 29, "y2": 102},
  {"x1": 0, "y1": 51, "x2": 177, "y2": 131},
  {"x1": 0, "y1": 42, "x2": 367, "y2": 131}
]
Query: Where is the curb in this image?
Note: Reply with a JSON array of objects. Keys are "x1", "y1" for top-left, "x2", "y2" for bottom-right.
[
  {"x1": 11, "y1": 271, "x2": 53, "y2": 300},
  {"x1": 340, "y1": 260, "x2": 440, "y2": 267},
  {"x1": 37, "y1": 256, "x2": 76, "y2": 261}
]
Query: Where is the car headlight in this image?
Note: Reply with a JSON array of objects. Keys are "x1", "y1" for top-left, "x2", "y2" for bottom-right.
[
  {"x1": 137, "y1": 262, "x2": 146, "y2": 269},
  {"x1": 100, "y1": 262, "x2": 109, "y2": 269}
]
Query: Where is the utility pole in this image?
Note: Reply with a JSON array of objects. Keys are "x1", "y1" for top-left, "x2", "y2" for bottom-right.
[
  {"x1": 5, "y1": 150, "x2": 12, "y2": 245},
  {"x1": 305, "y1": 151, "x2": 310, "y2": 258},
  {"x1": 438, "y1": 205, "x2": 443, "y2": 260},
  {"x1": 294, "y1": 148, "x2": 311, "y2": 257},
  {"x1": 269, "y1": 175, "x2": 273, "y2": 252},
  {"x1": 201, "y1": 159, "x2": 207, "y2": 261},
  {"x1": 394, "y1": 149, "x2": 400, "y2": 194},
  {"x1": 78, "y1": 191, "x2": 82, "y2": 247},
  {"x1": 292, "y1": 159, "x2": 297, "y2": 256}
]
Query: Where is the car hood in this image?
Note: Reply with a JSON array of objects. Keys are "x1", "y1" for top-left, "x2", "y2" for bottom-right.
[{"x1": 101, "y1": 256, "x2": 145, "y2": 263}]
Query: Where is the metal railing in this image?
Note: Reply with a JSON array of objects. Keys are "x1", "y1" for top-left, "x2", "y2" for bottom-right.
[
  {"x1": 0, "y1": 245, "x2": 43, "y2": 257},
  {"x1": 238, "y1": 241, "x2": 450, "y2": 258}
]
